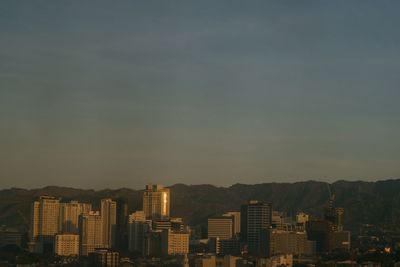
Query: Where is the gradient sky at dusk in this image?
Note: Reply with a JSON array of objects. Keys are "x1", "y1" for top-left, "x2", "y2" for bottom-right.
[{"x1": 1, "y1": 1, "x2": 400, "y2": 189}]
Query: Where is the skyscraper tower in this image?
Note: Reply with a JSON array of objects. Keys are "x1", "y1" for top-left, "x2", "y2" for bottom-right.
[
  {"x1": 30, "y1": 196, "x2": 60, "y2": 250},
  {"x1": 79, "y1": 211, "x2": 103, "y2": 256},
  {"x1": 143, "y1": 184, "x2": 170, "y2": 219},
  {"x1": 101, "y1": 198, "x2": 117, "y2": 248},
  {"x1": 59, "y1": 201, "x2": 92, "y2": 234},
  {"x1": 240, "y1": 200, "x2": 272, "y2": 254}
]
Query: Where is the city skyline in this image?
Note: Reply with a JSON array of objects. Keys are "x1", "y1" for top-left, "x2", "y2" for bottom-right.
[{"x1": 1, "y1": 1, "x2": 400, "y2": 189}]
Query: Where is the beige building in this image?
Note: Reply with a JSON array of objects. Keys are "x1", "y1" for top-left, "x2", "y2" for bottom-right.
[
  {"x1": 223, "y1": 212, "x2": 241, "y2": 235},
  {"x1": 101, "y1": 198, "x2": 117, "y2": 248},
  {"x1": 208, "y1": 217, "x2": 233, "y2": 240},
  {"x1": 161, "y1": 230, "x2": 189, "y2": 256},
  {"x1": 54, "y1": 234, "x2": 79, "y2": 256},
  {"x1": 79, "y1": 211, "x2": 103, "y2": 256},
  {"x1": 143, "y1": 184, "x2": 170, "y2": 219},
  {"x1": 30, "y1": 196, "x2": 60, "y2": 244},
  {"x1": 262, "y1": 229, "x2": 315, "y2": 256},
  {"x1": 59, "y1": 201, "x2": 91, "y2": 234}
]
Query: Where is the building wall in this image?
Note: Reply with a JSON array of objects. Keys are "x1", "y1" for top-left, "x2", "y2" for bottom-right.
[
  {"x1": 161, "y1": 230, "x2": 189, "y2": 256},
  {"x1": 208, "y1": 217, "x2": 233, "y2": 240},
  {"x1": 79, "y1": 211, "x2": 103, "y2": 256},
  {"x1": 54, "y1": 234, "x2": 79, "y2": 256},
  {"x1": 223, "y1": 212, "x2": 241, "y2": 235},
  {"x1": 143, "y1": 184, "x2": 170, "y2": 219},
  {"x1": 241, "y1": 200, "x2": 272, "y2": 254},
  {"x1": 101, "y1": 199, "x2": 117, "y2": 248},
  {"x1": 59, "y1": 201, "x2": 91, "y2": 234}
]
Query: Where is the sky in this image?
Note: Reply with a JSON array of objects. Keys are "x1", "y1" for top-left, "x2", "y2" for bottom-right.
[{"x1": 1, "y1": 1, "x2": 400, "y2": 189}]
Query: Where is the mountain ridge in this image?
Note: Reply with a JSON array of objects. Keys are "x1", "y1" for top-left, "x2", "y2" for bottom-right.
[{"x1": 1, "y1": 179, "x2": 400, "y2": 233}]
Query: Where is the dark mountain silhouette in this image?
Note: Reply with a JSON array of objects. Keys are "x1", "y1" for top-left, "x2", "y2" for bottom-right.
[{"x1": 1, "y1": 179, "x2": 400, "y2": 233}]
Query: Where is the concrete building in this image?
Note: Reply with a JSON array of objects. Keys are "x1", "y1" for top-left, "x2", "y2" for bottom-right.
[
  {"x1": 30, "y1": 196, "x2": 60, "y2": 250},
  {"x1": 128, "y1": 211, "x2": 151, "y2": 254},
  {"x1": 241, "y1": 200, "x2": 272, "y2": 254},
  {"x1": 89, "y1": 249, "x2": 119, "y2": 267},
  {"x1": 223, "y1": 212, "x2": 241, "y2": 235},
  {"x1": 208, "y1": 216, "x2": 233, "y2": 240},
  {"x1": 144, "y1": 230, "x2": 163, "y2": 257},
  {"x1": 101, "y1": 198, "x2": 117, "y2": 248},
  {"x1": 143, "y1": 184, "x2": 170, "y2": 219},
  {"x1": 54, "y1": 234, "x2": 79, "y2": 257},
  {"x1": 161, "y1": 230, "x2": 189, "y2": 256},
  {"x1": 59, "y1": 201, "x2": 91, "y2": 234},
  {"x1": 261, "y1": 229, "x2": 315, "y2": 257},
  {"x1": 79, "y1": 211, "x2": 103, "y2": 256}
]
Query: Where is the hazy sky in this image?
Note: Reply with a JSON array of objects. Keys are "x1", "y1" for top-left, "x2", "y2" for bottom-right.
[{"x1": 1, "y1": 1, "x2": 400, "y2": 189}]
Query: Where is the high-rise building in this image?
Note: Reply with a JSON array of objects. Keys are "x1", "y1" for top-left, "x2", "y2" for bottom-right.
[
  {"x1": 30, "y1": 196, "x2": 60, "y2": 250},
  {"x1": 306, "y1": 220, "x2": 332, "y2": 253},
  {"x1": 79, "y1": 211, "x2": 103, "y2": 256},
  {"x1": 222, "y1": 212, "x2": 241, "y2": 235},
  {"x1": 128, "y1": 211, "x2": 151, "y2": 254},
  {"x1": 144, "y1": 230, "x2": 163, "y2": 257},
  {"x1": 208, "y1": 217, "x2": 233, "y2": 240},
  {"x1": 240, "y1": 200, "x2": 272, "y2": 254},
  {"x1": 161, "y1": 230, "x2": 189, "y2": 256},
  {"x1": 101, "y1": 198, "x2": 117, "y2": 248},
  {"x1": 59, "y1": 201, "x2": 91, "y2": 234},
  {"x1": 116, "y1": 199, "x2": 128, "y2": 250},
  {"x1": 143, "y1": 184, "x2": 170, "y2": 219},
  {"x1": 54, "y1": 234, "x2": 79, "y2": 257}
]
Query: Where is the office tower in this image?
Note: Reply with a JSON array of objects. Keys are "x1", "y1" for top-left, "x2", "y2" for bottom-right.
[
  {"x1": 144, "y1": 230, "x2": 163, "y2": 257},
  {"x1": 101, "y1": 198, "x2": 117, "y2": 248},
  {"x1": 89, "y1": 249, "x2": 119, "y2": 267},
  {"x1": 306, "y1": 220, "x2": 333, "y2": 253},
  {"x1": 208, "y1": 216, "x2": 233, "y2": 240},
  {"x1": 79, "y1": 211, "x2": 103, "y2": 256},
  {"x1": 128, "y1": 211, "x2": 151, "y2": 253},
  {"x1": 143, "y1": 184, "x2": 170, "y2": 219},
  {"x1": 260, "y1": 229, "x2": 316, "y2": 257},
  {"x1": 116, "y1": 199, "x2": 128, "y2": 249},
  {"x1": 161, "y1": 229, "x2": 189, "y2": 256},
  {"x1": 54, "y1": 234, "x2": 79, "y2": 257},
  {"x1": 240, "y1": 200, "x2": 272, "y2": 254},
  {"x1": 59, "y1": 201, "x2": 91, "y2": 234},
  {"x1": 30, "y1": 196, "x2": 60, "y2": 250},
  {"x1": 223, "y1": 212, "x2": 241, "y2": 235}
]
